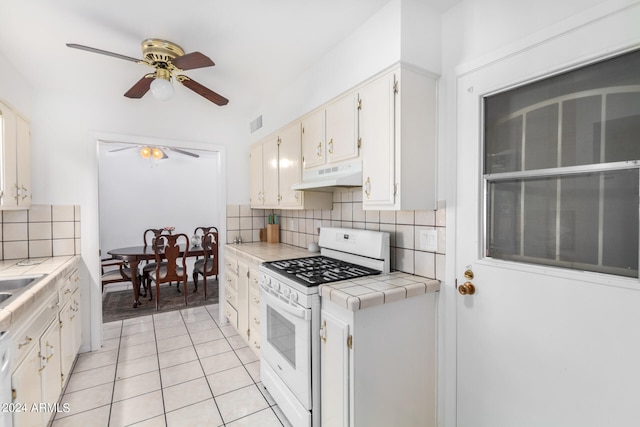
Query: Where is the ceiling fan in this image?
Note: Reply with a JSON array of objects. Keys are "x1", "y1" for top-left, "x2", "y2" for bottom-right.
[
  {"x1": 104, "y1": 141, "x2": 200, "y2": 159},
  {"x1": 66, "y1": 38, "x2": 229, "y2": 106}
]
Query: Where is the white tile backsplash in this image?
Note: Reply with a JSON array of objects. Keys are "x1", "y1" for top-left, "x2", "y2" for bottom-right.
[
  {"x1": 1, "y1": 204, "x2": 81, "y2": 260},
  {"x1": 227, "y1": 192, "x2": 446, "y2": 279}
]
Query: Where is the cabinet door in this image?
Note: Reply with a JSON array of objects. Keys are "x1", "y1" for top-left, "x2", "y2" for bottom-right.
[
  {"x1": 40, "y1": 319, "x2": 62, "y2": 408},
  {"x1": 249, "y1": 143, "x2": 264, "y2": 207},
  {"x1": 0, "y1": 101, "x2": 18, "y2": 208},
  {"x1": 320, "y1": 310, "x2": 350, "y2": 427},
  {"x1": 301, "y1": 109, "x2": 325, "y2": 169},
  {"x1": 262, "y1": 137, "x2": 280, "y2": 207},
  {"x1": 11, "y1": 344, "x2": 42, "y2": 427},
  {"x1": 360, "y1": 72, "x2": 396, "y2": 208},
  {"x1": 15, "y1": 114, "x2": 30, "y2": 207},
  {"x1": 237, "y1": 260, "x2": 250, "y2": 343},
  {"x1": 59, "y1": 300, "x2": 75, "y2": 384},
  {"x1": 326, "y1": 94, "x2": 359, "y2": 164},
  {"x1": 71, "y1": 290, "x2": 82, "y2": 355},
  {"x1": 248, "y1": 264, "x2": 261, "y2": 355},
  {"x1": 278, "y1": 123, "x2": 303, "y2": 208}
]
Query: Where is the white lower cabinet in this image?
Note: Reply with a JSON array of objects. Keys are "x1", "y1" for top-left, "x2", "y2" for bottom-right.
[
  {"x1": 11, "y1": 343, "x2": 42, "y2": 427},
  {"x1": 10, "y1": 262, "x2": 82, "y2": 427},
  {"x1": 320, "y1": 293, "x2": 437, "y2": 427},
  {"x1": 39, "y1": 320, "x2": 61, "y2": 411},
  {"x1": 223, "y1": 247, "x2": 262, "y2": 356}
]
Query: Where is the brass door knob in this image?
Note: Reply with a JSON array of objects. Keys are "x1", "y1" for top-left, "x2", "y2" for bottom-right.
[{"x1": 458, "y1": 282, "x2": 476, "y2": 295}]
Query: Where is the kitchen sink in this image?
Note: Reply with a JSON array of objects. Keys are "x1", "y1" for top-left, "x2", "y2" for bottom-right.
[
  {"x1": 0, "y1": 275, "x2": 44, "y2": 293},
  {"x1": 0, "y1": 293, "x2": 12, "y2": 303}
]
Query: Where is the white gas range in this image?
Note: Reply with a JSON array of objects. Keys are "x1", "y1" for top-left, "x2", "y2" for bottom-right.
[{"x1": 259, "y1": 227, "x2": 390, "y2": 427}]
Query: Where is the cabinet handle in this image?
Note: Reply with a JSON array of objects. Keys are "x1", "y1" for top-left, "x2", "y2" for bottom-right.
[
  {"x1": 45, "y1": 342, "x2": 55, "y2": 362},
  {"x1": 253, "y1": 317, "x2": 260, "y2": 325},
  {"x1": 328, "y1": 138, "x2": 334, "y2": 155},
  {"x1": 253, "y1": 297, "x2": 260, "y2": 304},
  {"x1": 254, "y1": 342, "x2": 261, "y2": 350},
  {"x1": 316, "y1": 142, "x2": 322, "y2": 157},
  {"x1": 364, "y1": 177, "x2": 371, "y2": 199},
  {"x1": 64, "y1": 289, "x2": 72, "y2": 295},
  {"x1": 18, "y1": 337, "x2": 32, "y2": 349},
  {"x1": 21, "y1": 185, "x2": 28, "y2": 200},
  {"x1": 320, "y1": 320, "x2": 327, "y2": 343}
]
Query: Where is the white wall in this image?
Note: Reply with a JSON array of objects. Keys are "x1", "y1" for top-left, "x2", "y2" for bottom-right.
[
  {"x1": 248, "y1": 0, "x2": 443, "y2": 143},
  {"x1": 0, "y1": 52, "x2": 33, "y2": 116}
]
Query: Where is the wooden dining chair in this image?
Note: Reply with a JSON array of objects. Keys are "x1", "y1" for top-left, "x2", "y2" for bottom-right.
[
  {"x1": 141, "y1": 228, "x2": 170, "y2": 300},
  {"x1": 149, "y1": 233, "x2": 190, "y2": 310},
  {"x1": 101, "y1": 257, "x2": 134, "y2": 292},
  {"x1": 192, "y1": 229, "x2": 219, "y2": 300}
]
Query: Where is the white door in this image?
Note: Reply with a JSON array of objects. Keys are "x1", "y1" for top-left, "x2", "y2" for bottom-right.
[{"x1": 455, "y1": 26, "x2": 640, "y2": 427}]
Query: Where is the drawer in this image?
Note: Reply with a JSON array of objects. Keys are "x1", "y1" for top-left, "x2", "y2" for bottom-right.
[
  {"x1": 248, "y1": 266, "x2": 260, "y2": 291},
  {"x1": 225, "y1": 286, "x2": 238, "y2": 309},
  {"x1": 59, "y1": 269, "x2": 80, "y2": 305},
  {"x1": 224, "y1": 271, "x2": 238, "y2": 292},
  {"x1": 249, "y1": 287, "x2": 260, "y2": 308},
  {"x1": 224, "y1": 301, "x2": 238, "y2": 329},
  {"x1": 249, "y1": 327, "x2": 261, "y2": 356},
  {"x1": 10, "y1": 291, "x2": 59, "y2": 369}
]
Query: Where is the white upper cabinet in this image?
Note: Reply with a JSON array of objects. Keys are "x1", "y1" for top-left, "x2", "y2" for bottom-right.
[
  {"x1": 0, "y1": 99, "x2": 31, "y2": 210},
  {"x1": 301, "y1": 109, "x2": 325, "y2": 169},
  {"x1": 250, "y1": 123, "x2": 332, "y2": 210},
  {"x1": 360, "y1": 66, "x2": 437, "y2": 210},
  {"x1": 302, "y1": 92, "x2": 359, "y2": 170}
]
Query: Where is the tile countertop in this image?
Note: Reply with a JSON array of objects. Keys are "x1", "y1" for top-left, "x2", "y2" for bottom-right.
[
  {"x1": 0, "y1": 255, "x2": 80, "y2": 331},
  {"x1": 319, "y1": 272, "x2": 440, "y2": 311},
  {"x1": 225, "y1": 242, "x2": 318, "y2": 263},
  {"x1": 226, "y1": 243, "x2": 440, "y2": 312}
]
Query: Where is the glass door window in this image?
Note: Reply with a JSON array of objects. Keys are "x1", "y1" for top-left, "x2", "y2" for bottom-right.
[{"x1": 484, "y1": 49, "x2": 640, "y2": 278}]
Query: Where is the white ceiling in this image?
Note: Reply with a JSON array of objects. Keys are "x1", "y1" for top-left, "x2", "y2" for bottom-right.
[{"x1": 0, "y1": 0, "x2": 459, "y2": 115}]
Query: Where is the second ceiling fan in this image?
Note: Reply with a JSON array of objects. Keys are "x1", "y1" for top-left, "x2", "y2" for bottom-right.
[{"x1": 67, "y1": 38, "x2": 229, "y2": 106}]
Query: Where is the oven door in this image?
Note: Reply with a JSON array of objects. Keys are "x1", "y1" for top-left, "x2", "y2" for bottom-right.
[{"x1": 259, "y1": 283, "x2": 312, "y2": 409}]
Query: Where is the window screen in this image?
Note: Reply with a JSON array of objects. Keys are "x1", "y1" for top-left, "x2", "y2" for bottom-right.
[{"x1": 484, "y1": 49, "x2": 640, "y2": 278}]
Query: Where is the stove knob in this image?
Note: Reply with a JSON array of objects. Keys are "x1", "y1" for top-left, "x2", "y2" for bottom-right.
[
  {"x1": 273, "y1": 282, "x2": 280, "y2": 291},
  {"x1": 289, "y1": 292, "x2": 298, "y2": 302},
  {"x1": 263, "y1": 276, "x2": 272, "y2": 287},
  {"x1": 282, "y1": 287, "x2": 290, "y2": 297}
]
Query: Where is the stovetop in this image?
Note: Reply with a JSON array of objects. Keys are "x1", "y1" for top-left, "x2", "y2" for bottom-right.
[{"x1": 262, "y1": 256, "x2": 381, "y2": 287}]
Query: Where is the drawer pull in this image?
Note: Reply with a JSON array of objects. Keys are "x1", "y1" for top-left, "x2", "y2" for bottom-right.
[{"x1": 18, "y1": 337, "x2": 32, "y2": 349}]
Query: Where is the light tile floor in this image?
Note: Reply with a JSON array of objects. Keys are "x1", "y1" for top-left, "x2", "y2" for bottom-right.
[{"x1": 52, "y1": 304, "x2": 292, "y2": 427}]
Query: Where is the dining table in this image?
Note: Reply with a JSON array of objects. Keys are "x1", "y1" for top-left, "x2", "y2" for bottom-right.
[{"x1": 108, "y1": 244, "x2": 204, "y2": 308}]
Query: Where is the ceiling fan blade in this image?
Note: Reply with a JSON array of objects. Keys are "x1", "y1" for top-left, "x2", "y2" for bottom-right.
[
  {"x1": 124, "y1": 74, "x2": 154, "y2": 98},
  {"x1": 168, "y1": 147, "x2": 200, "y2": 158},
  {"x1": 108, "y1": 146, "x2": 137, "y2": 153},
  {"x1": 172, "y1": 52, "x2": 215, "y2": 70},
  {"x1": 177, "y1": 76, "x2": 229, "y2": 106},
  {"x1": 66, "y1": 43, "x2": 142, "y2": 63}
]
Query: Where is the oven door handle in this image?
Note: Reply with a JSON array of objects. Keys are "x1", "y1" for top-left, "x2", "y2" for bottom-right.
[{"x1": 260, "y1": 284, "x2": 311, "y2": 320}]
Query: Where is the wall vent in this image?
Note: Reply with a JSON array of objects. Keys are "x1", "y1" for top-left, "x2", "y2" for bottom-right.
[{"x1": 250, "y1": 115, "x2": 263, "y2": 133}]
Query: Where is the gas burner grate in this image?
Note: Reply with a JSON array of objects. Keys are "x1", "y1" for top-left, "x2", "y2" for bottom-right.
[{"x1": 264, "y1": 256, "x2": 381, "y2": 286}]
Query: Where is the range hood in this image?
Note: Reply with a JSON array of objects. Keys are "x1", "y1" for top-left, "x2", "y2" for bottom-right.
[{"x1": 291, "y1": 159, "x2": 362, "y2": 191}]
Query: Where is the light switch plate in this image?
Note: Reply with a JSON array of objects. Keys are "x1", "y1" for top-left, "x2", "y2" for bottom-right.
[{"x1": 419, "y1": 229, "x2": 438, "y2": 251}]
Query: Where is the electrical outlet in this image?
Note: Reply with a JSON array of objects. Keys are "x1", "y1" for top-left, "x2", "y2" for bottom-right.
[{"x1": 419, "y1": 229, "x2": 438, "y2": 251}]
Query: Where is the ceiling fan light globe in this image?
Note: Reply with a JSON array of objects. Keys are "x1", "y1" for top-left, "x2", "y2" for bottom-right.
[
  {"x1": 150, "y1": 78, "x2": 174, "y2": 100},
  {"x1": 151, "y1": 148, "x2": 164, "y2": 160},
  {"x1": 140, "y1": 146, "x2": 151, "y2": 159}
]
